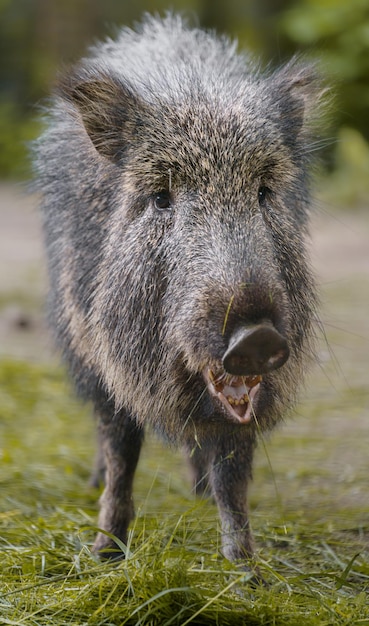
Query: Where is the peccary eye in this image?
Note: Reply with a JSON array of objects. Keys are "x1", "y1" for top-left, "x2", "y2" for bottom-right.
[
  {"x1": 258, "y1": 186, "x2": 270, "y2": 206},
  {"x1": 154, "y1": 191, "x2": 172, "y2": 211}
]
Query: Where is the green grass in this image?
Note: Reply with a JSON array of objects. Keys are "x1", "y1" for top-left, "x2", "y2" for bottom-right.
[{"x1": 0, "y1": 355, "x2": 368, "y2": 626}]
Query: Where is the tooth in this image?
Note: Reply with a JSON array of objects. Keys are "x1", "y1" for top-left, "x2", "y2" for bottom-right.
[
  {"x1": 227, "y1": 396, "x2": 234, "y2": 405},
  {"x1": 248, "y1": 375, "x2": 262, "y2": 388},
  {"x1": 215, "y1": 372, "x2": 226, "y2": 385}
]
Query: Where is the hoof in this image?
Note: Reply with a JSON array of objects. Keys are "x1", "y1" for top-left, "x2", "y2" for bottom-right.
[{"x1": 92, "y1": 532, "x2": 128, "y2": 560}]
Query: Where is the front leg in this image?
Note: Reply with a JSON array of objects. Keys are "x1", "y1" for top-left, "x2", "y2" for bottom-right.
[
  {"x1": 186, "y1": 443, "x2": 213, "y2": 497},
  {"x1": 92, "y1": 405, "x2": 144, "y2": 558},
  {"x1": 89, "y1": 411, "x2": 106, "y2": 487},
  {"x1": 210, "y1": 431, "x2": 256, "y2": 563}
]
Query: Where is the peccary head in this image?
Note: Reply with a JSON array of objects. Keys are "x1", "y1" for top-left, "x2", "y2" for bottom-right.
[{"x1": 37, "y1": 15, "x2": 324, "y2": 444}]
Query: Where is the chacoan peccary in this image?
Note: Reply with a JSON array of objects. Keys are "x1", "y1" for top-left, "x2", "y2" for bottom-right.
[{"x1": 35, "y1": 14, "x2": 326, "y2": 568}]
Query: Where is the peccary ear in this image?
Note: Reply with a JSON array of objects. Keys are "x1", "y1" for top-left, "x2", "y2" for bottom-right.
[
  {"x1": 271, "y1": 59, "x2": 326, "y2": 144},
  {"x1": 58, "y1": 69, "x2": 141, "y2": 162}
]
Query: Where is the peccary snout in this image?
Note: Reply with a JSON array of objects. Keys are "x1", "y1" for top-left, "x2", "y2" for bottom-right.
[{"x1": 223, "y1": 323, "x2": 290, "y2": 376}]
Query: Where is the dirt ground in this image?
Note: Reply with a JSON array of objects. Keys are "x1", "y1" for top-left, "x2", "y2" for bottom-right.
[
  {"x1": 0, "y1": 183, "x2": 368, "y2": 512},
  {"x1": 0, "y1": 184, "x2": 49, "y2": 360}
]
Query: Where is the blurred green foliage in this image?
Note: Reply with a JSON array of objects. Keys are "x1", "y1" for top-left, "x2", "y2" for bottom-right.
[
  {"x1": 279, "y1": 0, "x2": 369, "y2": 203},
  {"x1": 281, "y1": 0, "x2": 369, "y2": 132},
  {"x1": 0, "y1": 0, "x2": 369, "y2": 201}
]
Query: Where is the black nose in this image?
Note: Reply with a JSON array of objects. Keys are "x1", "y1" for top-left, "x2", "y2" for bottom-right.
[{"x1": 222, "y1": 323, "x2": 290, "y2": 376}]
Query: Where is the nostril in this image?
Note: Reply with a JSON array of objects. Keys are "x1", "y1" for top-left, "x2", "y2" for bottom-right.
[{"x1": 222, "y1": 324, "x2": 289, "y2": 376}]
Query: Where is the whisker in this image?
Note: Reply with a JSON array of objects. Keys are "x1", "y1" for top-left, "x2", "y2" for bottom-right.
[
  {"x1": 180, "y1": 386, "x2": 208, "y2": 436},
  {"x1": 312, "y1": 314, "x2": 352, "y2": 390}
]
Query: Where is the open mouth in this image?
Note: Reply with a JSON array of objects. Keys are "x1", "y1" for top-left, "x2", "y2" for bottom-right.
[{"x1": 204, "y1": 367, "x2": 262, "y2": 424}]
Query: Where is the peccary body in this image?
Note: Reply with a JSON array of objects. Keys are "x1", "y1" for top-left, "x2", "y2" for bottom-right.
[{"x1": 36, "y1": 15, "x2": 323, "y2": 565}]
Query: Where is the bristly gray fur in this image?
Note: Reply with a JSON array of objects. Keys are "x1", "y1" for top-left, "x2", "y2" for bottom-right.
[{"x1": 34, "y1": 14, "x2": 326, "y2": 567}]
